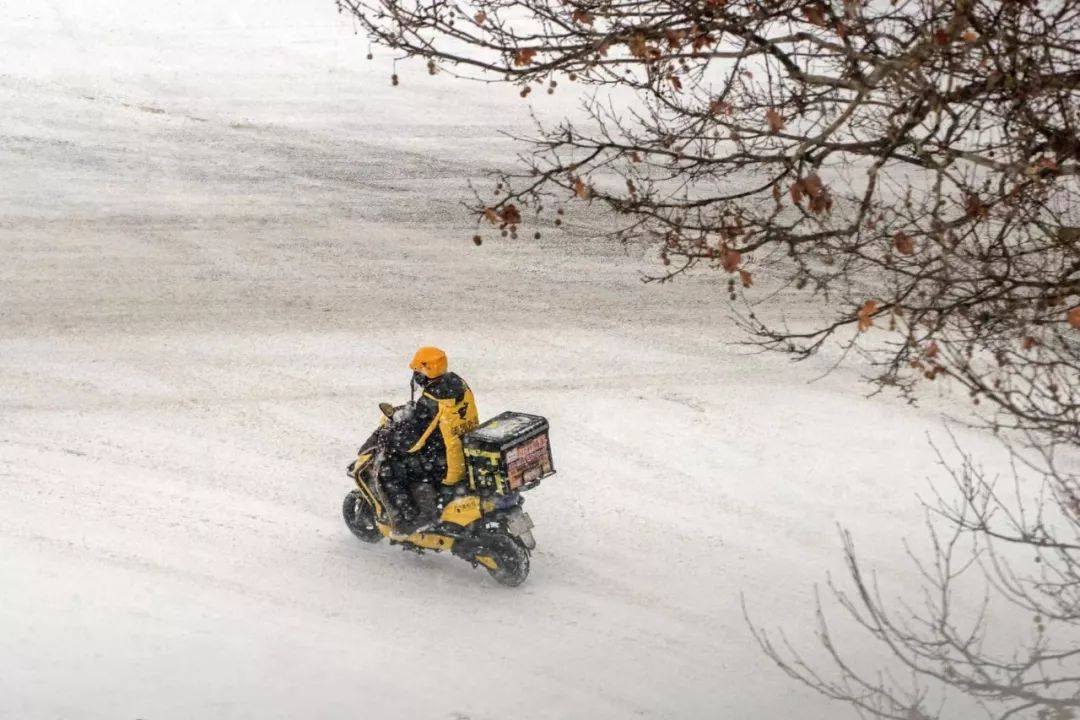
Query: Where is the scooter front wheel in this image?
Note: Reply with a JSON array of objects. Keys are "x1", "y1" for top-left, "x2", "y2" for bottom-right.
[{"x1": 342, "y1": 490, "x2": 383, "y2": 544}]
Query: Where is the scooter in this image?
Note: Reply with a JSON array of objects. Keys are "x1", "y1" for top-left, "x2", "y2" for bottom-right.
[{"x1": 343, "y1": 403, "x2": 547, "y2": 586}]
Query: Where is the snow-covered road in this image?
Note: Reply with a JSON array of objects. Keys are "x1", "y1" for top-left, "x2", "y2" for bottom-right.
[{"x1": 0, "y1": 3, "x2": 1019, "y2": 718}]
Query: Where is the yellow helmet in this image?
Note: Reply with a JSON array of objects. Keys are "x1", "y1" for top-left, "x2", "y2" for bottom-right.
[{"x1": 410, "y1": 346, "x2": 448, "y2": 379}]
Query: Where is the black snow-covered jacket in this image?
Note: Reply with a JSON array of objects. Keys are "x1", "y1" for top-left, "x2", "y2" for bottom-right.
[{"x1": 386, "y1": 372, "x2": 478, "y2": 485}]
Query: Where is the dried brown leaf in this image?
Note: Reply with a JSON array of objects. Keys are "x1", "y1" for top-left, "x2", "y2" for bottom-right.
[
  {"x1": 857, "y1": 300, "x2": 879, "y2": 332},
  {"x1": 721, "y1": 247, "x2": 741, "y2": 272},
  {"x1": 513, "y1": 48, "x2": 537, "y2": 66},
  {"x1": 571, "y1": 9, "x2": 594, "y2": 25},
  {"x1": 894, "y1": 231, "x2": 915, "y2": 255},
  {"x1": 803, "y1": 4, "x2": 828, "y2": 26},
  {"x1": 790, "y1": 181, "x2": 804, "y2": 205},
  {"x1": 692, "y1": 33, "x2": 714, "y2": 51},
  {"x1": 500, "y1": 205, "x2": 522, "y2": 225},
  {"x1": 573, "y1": 176, "x2": 591, "y2": 199},
  {"x1": 1069, "y1": 307, "x2": 1080, "y2": 329},
  {"x1": 809, "y1": 192, "x2": 833, "y2": 215},
  {"x1": 964, "y1": 194, "x2": 989, "y2": 219},
  {"x1": 709, "y1": 98, "x2": 732, "y2": 116},
  {"x1": 793, "y1": 173, "x2": 831, "y2": 215},
  {"x1": 766, "y1": 108, "x2": 785, "y2": 133}
]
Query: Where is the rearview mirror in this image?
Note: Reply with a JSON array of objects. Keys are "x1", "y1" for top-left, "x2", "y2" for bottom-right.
[{"x1": 379, "y1": 402, "x2": 395, "y2": 419}]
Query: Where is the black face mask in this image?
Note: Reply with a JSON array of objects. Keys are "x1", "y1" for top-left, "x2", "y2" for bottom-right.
[{"x1": 412, "y1": 370, "x2": 429, "y2": 388}]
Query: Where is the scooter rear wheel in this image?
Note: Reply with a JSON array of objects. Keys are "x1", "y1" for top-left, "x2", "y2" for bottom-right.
[
  {"x1": 478, "y1": 532, "x2": 530, "y2": 587},
  {"x1": 343, "y1": 490, "x2": 383, "y2": 544}
]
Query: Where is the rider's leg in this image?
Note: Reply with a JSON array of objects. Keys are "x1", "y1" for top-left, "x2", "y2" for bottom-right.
[
  {"x1": 410, "y1": 452, "x2": 448, "y2": 524},
  {"x1": 380, "y1": 456, "x2": 421, "y2": 527}
]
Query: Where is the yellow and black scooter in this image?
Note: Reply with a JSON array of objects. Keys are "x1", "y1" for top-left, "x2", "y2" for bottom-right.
[{"x1": 342, "y1": 403, "x2": 550, "y2": 587}]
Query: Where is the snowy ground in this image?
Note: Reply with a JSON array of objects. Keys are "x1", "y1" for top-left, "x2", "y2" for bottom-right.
[{"x1": 0, "y1": 3, "x2": 1037, "y2": 719}]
